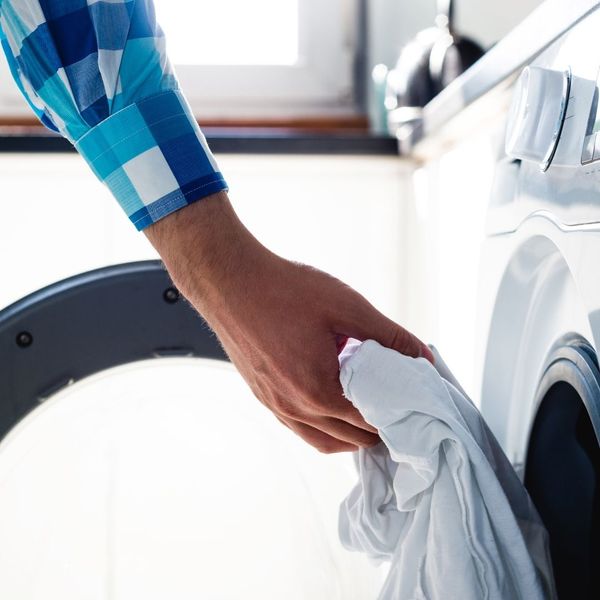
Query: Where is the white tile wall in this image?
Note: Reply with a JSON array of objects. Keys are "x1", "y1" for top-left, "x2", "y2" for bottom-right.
[{"x1": 0, "y1": 153, "x2": 411, "y2": 326}]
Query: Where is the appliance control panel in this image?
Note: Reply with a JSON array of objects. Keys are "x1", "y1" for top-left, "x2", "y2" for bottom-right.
[
  {"x1": 505, "y1": 66, "x2": 571, "y2": 171},
  {"x1": 490, "y1": 8, "x2": 600, "y2": 233},
  {"x1": 506, "y1": 62, "x2": 600, "y2": 171}
]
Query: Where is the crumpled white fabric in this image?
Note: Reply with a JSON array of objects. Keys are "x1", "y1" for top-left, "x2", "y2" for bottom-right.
[{"x1": 338, "y1": 340, "x2": 556, "y2": 600}]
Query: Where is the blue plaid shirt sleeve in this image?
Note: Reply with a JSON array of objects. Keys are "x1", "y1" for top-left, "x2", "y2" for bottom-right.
[{"x1": 0, "y1": 0, "x2": 228, "y2": 230}]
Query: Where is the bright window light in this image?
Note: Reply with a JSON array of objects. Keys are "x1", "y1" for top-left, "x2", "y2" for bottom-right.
[{"x1": 155, "y1": 0, "x2": 300, "y2": 66}]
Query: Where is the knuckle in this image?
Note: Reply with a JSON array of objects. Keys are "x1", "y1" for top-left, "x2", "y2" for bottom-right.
[
  {"x1": 305, "y1": 381, "x2": 345, "y2": 414},
  {"x1": 316, "y1": 440, "x2": 351, "y2": 455},
  {"x1": 276, "y1": 398, "x2": 303, "y2": 420},
  {"x1": 303, "y1": 373, "x2": 331, "y2": 401},
  {"x1": 305, "y1": 391, "x2": 333, "y2": 416},
  {"x1": 390, "y1": 325, "x2": 409, "y2": 347},
  {"x1": 390, "y1": 326, "x2": 419, "y2": 356},
  {"x1": 316, "y1": 443, "x2": 340, "y2": 455}
]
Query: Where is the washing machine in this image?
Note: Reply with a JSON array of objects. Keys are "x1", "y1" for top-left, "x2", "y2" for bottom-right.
[{"x1": 407, "y1": 2, "x2": 600, "y2": 598}]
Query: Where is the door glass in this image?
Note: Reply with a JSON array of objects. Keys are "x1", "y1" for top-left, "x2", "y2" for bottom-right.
[{"x1": 0, "y1": 359, "x2": 380, "y2": 599}]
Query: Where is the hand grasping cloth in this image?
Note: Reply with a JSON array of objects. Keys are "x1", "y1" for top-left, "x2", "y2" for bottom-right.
[{"x1": 338, "y1": 340, "x2": 556, "y2": 600}]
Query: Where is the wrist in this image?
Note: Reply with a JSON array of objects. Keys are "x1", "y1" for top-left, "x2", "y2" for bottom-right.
[{"x1": 144, "y1": 192, "x2": 270, "y2": 311}]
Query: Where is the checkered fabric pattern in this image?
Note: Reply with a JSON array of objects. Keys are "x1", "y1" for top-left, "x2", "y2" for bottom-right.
[{"x1": 0, "y1": 0, "x2": 228, "y2": 230}]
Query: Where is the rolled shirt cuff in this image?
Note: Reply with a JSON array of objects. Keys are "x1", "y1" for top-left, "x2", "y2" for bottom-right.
[{"x1": 75, "y1": 89, "x2": 228, "y2": 231}]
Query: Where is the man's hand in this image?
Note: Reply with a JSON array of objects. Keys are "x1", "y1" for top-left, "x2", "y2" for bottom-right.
[{"x1": 145, "y1": 192, "x2": 433, "y2": 453}]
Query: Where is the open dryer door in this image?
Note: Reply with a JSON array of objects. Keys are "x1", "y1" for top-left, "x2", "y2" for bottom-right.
[
  {"x1": 0, "y1": 262, "x2": 382, "y2": 600},
  {"x1": 525, "y1": 339, "x2": 600, "y2": 600},
  {"x1": 0, "y1": 260, "x2": 227, "y2": 441}
]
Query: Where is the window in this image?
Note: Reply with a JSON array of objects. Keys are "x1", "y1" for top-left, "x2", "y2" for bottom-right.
[
  {"x1": 0, "y1": 0, "x2": 359, "y2": 120},
  {"x1": 155, "y1": 0, "x2": 358, "y2": 119},
  {"x1": 157, "y1": 0, "x2": 300, "y2": 66}
]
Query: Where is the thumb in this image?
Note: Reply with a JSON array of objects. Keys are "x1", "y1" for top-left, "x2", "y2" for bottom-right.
[{"x1": 338, "y1": 302, "x2": 434, "y2": 363}]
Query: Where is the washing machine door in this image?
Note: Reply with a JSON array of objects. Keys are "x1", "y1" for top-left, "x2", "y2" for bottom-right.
[
  {"x1": 0, "y1": 262, "x2": 382, "y2": 600},
  {"x1": 525, "y1": 340, "x2": 600, "y2": 600},
  {"x1": 0, "y1": 260, "x2": 227, "y2": 436}
]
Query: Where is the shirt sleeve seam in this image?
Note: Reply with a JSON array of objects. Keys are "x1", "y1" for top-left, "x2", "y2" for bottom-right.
[{"x1": 130, "y1": 177, "x2": 228, "y2": 226}]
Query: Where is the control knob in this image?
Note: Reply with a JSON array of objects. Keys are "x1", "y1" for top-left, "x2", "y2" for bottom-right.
[{"x1": 505, "y1": 66, "x2": 571, "y2": 171}]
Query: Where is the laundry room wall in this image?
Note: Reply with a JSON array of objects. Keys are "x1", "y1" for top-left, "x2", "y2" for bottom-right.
[{"x1": 0, "y1": 153, "x2": 413, "y2": 329}]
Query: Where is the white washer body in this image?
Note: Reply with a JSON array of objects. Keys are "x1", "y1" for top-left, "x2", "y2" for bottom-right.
[
  {"x1": 475, "y1": 10, "x2": 600, "y2": 470},
  {"x1": 411, "y1": 4, "x2": 600, "y2": 468},
  {"x1": 410, "y1": 8, "x2": 600, "y2": 594}
]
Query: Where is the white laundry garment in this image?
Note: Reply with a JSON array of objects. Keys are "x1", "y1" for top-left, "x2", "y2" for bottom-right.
[{"x1": 338, "y1": 340, "x2": 556, "y2": 600}]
